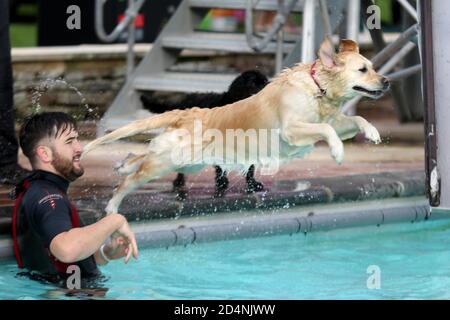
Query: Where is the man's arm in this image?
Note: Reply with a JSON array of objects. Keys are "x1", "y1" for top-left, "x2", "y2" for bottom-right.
[{"x1": 49, "y1": 213, "x2": 126, "y2": 263}]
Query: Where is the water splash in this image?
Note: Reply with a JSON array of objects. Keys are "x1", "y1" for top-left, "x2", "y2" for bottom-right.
[{"x1": 30, "y1": 78, "x2": 99, "y2": 120}]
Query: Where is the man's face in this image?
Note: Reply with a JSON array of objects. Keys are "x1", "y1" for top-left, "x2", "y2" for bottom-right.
[{"x1": 50, "y1": 126, "x2": 84, "y2": 181}]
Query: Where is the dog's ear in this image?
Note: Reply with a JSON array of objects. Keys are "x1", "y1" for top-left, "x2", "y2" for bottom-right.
[
  {"x1": 318, "y1": 38, "x2": 336, "y2": 68},
  {"x1": 339, "y1": 39, "x2": 359, "y2": 53}
]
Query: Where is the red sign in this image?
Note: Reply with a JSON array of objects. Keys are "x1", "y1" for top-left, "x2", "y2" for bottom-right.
[{"x1": 118, "y1": 13, "x2": 145, "y2": 28}]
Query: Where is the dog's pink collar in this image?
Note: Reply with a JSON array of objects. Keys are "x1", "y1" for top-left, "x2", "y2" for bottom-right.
[{"x1": 310, "y1": 61, "x2": 326, "y2": 97}]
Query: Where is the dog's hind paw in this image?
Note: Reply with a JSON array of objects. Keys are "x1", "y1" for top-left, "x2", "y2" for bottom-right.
[
  {"x1": 175, "y1": 189, "x2": 188, "y2": 201},
  {"x1": 114, "y1": 153, "x2": 137, "y2": 171},
  {"x1": 114, "y1": 153, "x2": 140, "y2": 176},
  {"x1": 214, "y1": 188, "x2": 226, "y2": 198},
  {"x1": 105, "y1": 201, "x2": 118, "y2": 215},
  {"x1": 113, "y1": 162, "x2": 126, "y2": 176},
  {"x1": 214, "y1": 174, "x2": 229, "y2": 198},
  {"x1": 246, "y1": 180, "x2": 264, "y2": 193}
]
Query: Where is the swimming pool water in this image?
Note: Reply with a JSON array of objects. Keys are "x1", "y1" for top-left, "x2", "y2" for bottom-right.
[{"x1": 1, "y1": 219, "x2": 450, "y2": 300}]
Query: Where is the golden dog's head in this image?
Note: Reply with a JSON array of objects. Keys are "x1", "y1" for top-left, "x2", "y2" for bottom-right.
[{"x1": 318, "y1": 38, "x2": 390, "y2": 99}]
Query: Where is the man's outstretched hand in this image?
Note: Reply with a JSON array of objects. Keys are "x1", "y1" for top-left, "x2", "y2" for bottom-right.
[{"x1": 110, "y1": 216, "x2": 139, "y2": 263}]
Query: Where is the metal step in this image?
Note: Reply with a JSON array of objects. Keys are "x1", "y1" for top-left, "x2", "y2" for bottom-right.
[
  {"x1": 189, "y1": 0, "x2": 304, "y2": 12},
  {"x1": 162, "y1": 32, "x2": 296, "y2": 53},
  {"x1": 98, "y1": 0, "x2": 349, "y2": 137},
  {"x1": 133, "y1": 72, "x2": 239, "y2": 93}
]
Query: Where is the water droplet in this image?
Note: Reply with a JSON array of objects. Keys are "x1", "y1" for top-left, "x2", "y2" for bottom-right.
[{"x1": 30, "y1": 78, "x2": 100, "y2": 120}]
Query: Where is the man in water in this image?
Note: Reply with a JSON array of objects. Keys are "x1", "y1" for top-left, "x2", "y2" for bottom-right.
[{"x1": 12, "y1": 112, "x2": 138, "y2": 289}]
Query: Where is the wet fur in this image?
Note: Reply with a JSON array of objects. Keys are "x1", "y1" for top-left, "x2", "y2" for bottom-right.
[
  {"x1": 140, "y1": 70, "x2": 269, "y2": 198},
  {"x1": 82, "y1": 39, "x2": 389, "y2": 214}
]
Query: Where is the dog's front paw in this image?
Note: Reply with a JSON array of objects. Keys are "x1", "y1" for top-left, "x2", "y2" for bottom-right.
[
  {"x1": 364, "y1": 124, "x2": 381, "y2": 144},
  {"x1": 330, "y1": 140, "x2": 344, "y2": 164}
]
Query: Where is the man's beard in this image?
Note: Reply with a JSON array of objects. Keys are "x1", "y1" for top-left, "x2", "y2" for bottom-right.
[{"x1": 51, "y1": 148, "x2": 84, "y2": 182}]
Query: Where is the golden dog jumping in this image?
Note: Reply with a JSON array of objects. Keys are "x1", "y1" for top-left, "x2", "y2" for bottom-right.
[{"x1": 82, "y1": 39, "x2": 390, "y2": 214}]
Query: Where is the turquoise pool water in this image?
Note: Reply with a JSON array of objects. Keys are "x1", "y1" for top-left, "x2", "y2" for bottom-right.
[{"x1": 1, "y1": 219, "x2": 450, "y2": 300}]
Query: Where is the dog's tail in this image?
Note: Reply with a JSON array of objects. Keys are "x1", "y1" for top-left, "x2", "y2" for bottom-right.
[{"x1": 81, "y1": 111, "x2": 180, "y2": 158}]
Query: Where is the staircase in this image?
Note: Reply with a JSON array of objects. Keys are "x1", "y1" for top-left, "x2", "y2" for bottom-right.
[{"x1": 97, "y1": 0, "x2": 349, "y2": 136}]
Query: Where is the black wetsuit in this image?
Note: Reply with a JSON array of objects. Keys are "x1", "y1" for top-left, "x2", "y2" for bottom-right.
[{"x1": 13, "y1": 170, "x2": 101, "y2": 286}]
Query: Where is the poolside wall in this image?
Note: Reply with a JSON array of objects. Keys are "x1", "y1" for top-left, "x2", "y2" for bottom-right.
[
  {"x1": 11, "y1": 45, "x2": 275, "y2": 123},
  {"x1": 0, "y1": 197, "x2": 436, "y2": 260}
]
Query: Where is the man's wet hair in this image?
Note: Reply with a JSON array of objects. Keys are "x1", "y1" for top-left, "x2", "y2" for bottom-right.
[{"x1": 19, "y1": 112, "x2": 78, "y2": 163}]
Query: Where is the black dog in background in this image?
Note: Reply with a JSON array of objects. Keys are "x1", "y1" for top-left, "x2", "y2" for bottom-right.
[{"x1": 140, "y1": 70, "x2": 269, "y2": 198}]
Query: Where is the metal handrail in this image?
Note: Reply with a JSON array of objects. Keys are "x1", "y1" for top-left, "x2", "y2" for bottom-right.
[
  {"x1": 371, "y1": 23, "x2": 419, "y2": 69},
  {"x1": 385, "y1": 64, "x2": 421, "y2": 81},
  {"x1": 245, "y1": 0, "x2": 299, "y2": 52},
  {"x1": 397, "y1": 0, "x2": 418, "y2": 22},
  {"x1": 95, "y1": 0, "x2": 146, "y2": 78},
  {"x1": 95, "y1": 0, "x2": 145, "y2": 43}
]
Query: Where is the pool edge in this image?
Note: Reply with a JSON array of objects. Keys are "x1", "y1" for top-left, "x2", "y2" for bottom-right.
[{"x1": 0, "y1": 196, "x2": 438, "y2": 261}]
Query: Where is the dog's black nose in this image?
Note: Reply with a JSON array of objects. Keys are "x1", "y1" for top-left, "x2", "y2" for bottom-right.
[{"x1": 381, "y1": 76, "x2": 390, "y2": 90}]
